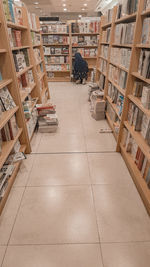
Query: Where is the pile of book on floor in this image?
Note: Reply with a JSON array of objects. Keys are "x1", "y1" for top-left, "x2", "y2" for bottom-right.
[
  {"x1": 88, "y1": 83, "x2": 105, "y2": 121},
  {"x1": 36, "y1": 102, "x2": 58, "y2": 133}
]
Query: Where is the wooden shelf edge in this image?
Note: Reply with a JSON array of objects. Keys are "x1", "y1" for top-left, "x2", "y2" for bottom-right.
[
  {"x1": 102, "y1": 22, "x2": 112, "y2": 29},
  {"x1": 0, "y1": 49, "x2": 7, "y2": 53},
  {"x1": 136, "y1": 44, "x2": 150, "y2": 49},
  {"x1": 16, "y1": 65, "x2": 33, "y2": 78},
  {"x1": 0, "y1": 107, "x2": 19, "y2": 130},
  {"x1": 0, "y1": 79, "x2": 13, "y2": 90},
  {"x1": 112, "y1": 43, "x2": 132, "y2": 48},
  {"x1": 20, "y1": 82, "x2": 36, "y2": 102},
  {"x1": 12, "y1": 46, "x2": 30, "y2": 51},
  {"x1": 115, "y1": 12, "x2": 137, "y2": 24},
  {"x1": 110, "y1": 61, "x2": 128, "y2": 73},
  {"x1": 42, "y1": 32, "x2": 69, "y2": 35},
  {"x1": 97, "y1": 68, "x2": 106, "y2": 76},
  {"x1": 99, "y1": 55, "x2": 108, "y2": 61},
  {"x1": 43, "y1": 44, "x2": 69, "y2": 46},
  {"x1": 108, "y1": 78, "x2": 125, "y2": 96},
  {"x1": 128, "y1": 95, "x2": 150, "y2": 117},
  {"x1": 7, "y1": 22, "x2": 27, "y2": 30},
  {"x1": 141, "y1": 9, "x2": 150, "y2": 16},
  {"x1": 132, "y1": 72, "x2": 150, "y2": 84},
  {"x1": 120, "y1": 144, "x2": 150, "y2": 215}
]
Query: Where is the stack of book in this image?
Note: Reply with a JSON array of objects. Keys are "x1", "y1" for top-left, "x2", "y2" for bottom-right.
[
  {"x1": 109, "y1": 64, "x2": 127, "y2": 89},
  {"x1": 90, "y1": 90, "x2": 105, "y2": 120},
  {"x1": 72, "y1": 48, "x2": 97, "y2": 57},
  {"x1": 7, "y1": 28, "x2": 22, "y2": 47},
  {"x1": 116, "y1": 0, "x2": 138, "y2": 19},
  {"x1": 71, "y1": 19, "x2": 100, "y2": 33},
  {"x1": 33, "y1": 48, "x2": 41, "y2": 64},
  {"x1": 42, "y1": 35, "x2": 69, "y2": 45},
  {"x1": 13, "y1": 48, "x2": 30, "y2": 72},
  {"x1": 41, "y1": 24, "x2": 68, "y2": 34},
  {"x1": 72, "y1": 35, "x2": 98, "y2": 46},
  {"x1": 31, "y1": 32, "x2": 41, "y2": 46},
  {"x1": 101, "y1": 45, "x2": 109, "y2": 59},
  {"x1": 110, "y1": 48, "x2": 131, "y2": 69},
  {"x1": 138, "y1": 49, "x2": 150, "y2": 79},
  {"x1": 101, "y1": 28, "x2": 111, "y2": 43},
  {"x1": 36, "y1": 102, "x2": 58, "y2": 133},
  {"x1": 44, "y1": 56, "x2": 69, "y2": 64},
  {"x1": 115, "y1": 22, "x2": 135, "y2": 44},
  {"x1": 44, "y1": 46, "x2": 69, "y2": 55},
  {"x1": 3, "y1": 0, "x2": 23, "y2": 25}
]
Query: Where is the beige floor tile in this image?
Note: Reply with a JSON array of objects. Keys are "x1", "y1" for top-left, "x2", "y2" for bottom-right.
[
  {"x1": 0, "y1": 188, "x2": 24, "y2": 245},
  {"x1": 9, "y1": 186, "x2": 99, "y2": 244},
  {"x1": 101, "y1": 242, "x2": 150, "y2": 267},
  {"x1": 2, "y1": 244, "x2": 103, "y2": 267},
  {"x1": 93, "y1": 185, "x2": 150, "y2": 242},
  {"x1": 0, "y1": 246, "x2": 6, "y2": 266},
  {"x1": 37, "y1": 133, "x2": 86, "y2": 153},
  {"x1": 88, "y1": 153, "x2": 134, "y2": 185},
  {"x1": 14, "y1": 155, "x2": 35, "y2": 187},
  {"x1": 30, "y1": 132, "x2": 42, "y2": 153},
  {"x1": 27, "y1": 154, "x2": 90, "y2": 186},
  {"x1": 85, "y1": 132, "x2": 116, "y2": 152}
]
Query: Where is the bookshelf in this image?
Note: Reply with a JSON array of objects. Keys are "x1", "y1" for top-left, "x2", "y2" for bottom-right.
[
  {"x1": 96, "y1": 0, "x2": 150, "y2": 214},
  {"x1": 41, "y1": 23, "x2": 71, "y2": 82}
]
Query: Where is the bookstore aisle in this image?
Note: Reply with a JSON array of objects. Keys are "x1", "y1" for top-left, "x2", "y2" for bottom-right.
[{"x1": 0, "y1": 82, "x2": 150, "y2": 267}]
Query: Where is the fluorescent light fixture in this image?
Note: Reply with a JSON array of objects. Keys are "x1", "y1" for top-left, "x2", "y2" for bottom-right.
[
  {"x1": 78, "y1": 14, "x2": 82, "y2": 18},
  {"x1": 34, "y1": 2, "x2": 39, "y2": 4},
  {"x1": 83, "y1": 3, "x2": 87, "y2": 6},
  {"x1": 64, "y1": 8, "x2": 67, "y2": 11},
  {"x1": 63, "y1": 3, "x2": 66, "y2": 6},
  {"x1": 82, "y1": 8, "x2": 85, "y2": 11}
]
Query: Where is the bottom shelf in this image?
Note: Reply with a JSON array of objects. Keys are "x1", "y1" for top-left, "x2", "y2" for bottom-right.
[
  {"x1": 0, "y1": 144, "x2": 26, "y2": 215},
  {"x1": 48, "y1": 77, "x2": 70, "y2": 82},
  {"x1": 106, "y1": 112, "x2": 118, "y2": 141},
  {"x1": 120, "y1": 143, "x2": 150, "y2": 215}
]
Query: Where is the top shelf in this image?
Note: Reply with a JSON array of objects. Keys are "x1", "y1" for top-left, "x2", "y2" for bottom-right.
[
  {"x1": 115, "y1": 12, "x2": 137, "y2": 24},
  {"x1": 7, "y1": 21, "x2": 27, "y2": 30}
]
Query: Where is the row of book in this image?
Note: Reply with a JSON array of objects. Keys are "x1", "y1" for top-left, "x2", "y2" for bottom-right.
[
  {"x1": 13, "y1": 48, "x2": 30, "y2": 73},
  {"x1": 28, "y1": 12, "x2": 38, "y2": 31},
  {"x1": 116, "y1": 0, "x2": 138, "y2": 19},
  {"x1": 101, "y1": 45, "x2": 109, "y2": 59},
  {"x1": 99, "y1": 73, "x2": 105, "y2": 90},
  {"x1": 128, "y1": 102, "x2": 150, "y2": 145},
  {"x1": 101, "y1": 28, "x2": 111, "y2": 43},
  {"x1": 114, "y1": 22, "x2": 135, "y2": 44},
  {"x1": 33, "y1": 48, "x2": 41, "y2": 64},
  {"x1": 31, "y1": 32, "x2": 41, "y2": 46},
  {"x1": 43, "y1": 47, "x2": 69, "y2": 55},
  {"x1": 106, "y1": 102, "x2": 120, "y2": 135},
  {"x1": 72, "y1": 48, "x2": 97, "y2": 57},
  {"x1": 109, "y1": 64, "x2": 127, "y2": 89},
  {"x1": 7, "y1": 28, "x2": 22, "y2": 48},
  {"x1": 42, "y1": 35, "x2": 69, "y2": 45},
  {"x1": 71, "y1": 20, "x2": 100, "y2": 34},
  {"x1": 99, "y1": 59, "x2": 107, "y2": 74},
  {"x1": 46, "y1": 64, "x2": 70, "y2": 72},
  {"x1": 0, "y1": 115, "x2": 18, "y2": 144},
  {"x1": 138, "y1": 50, "x2": 150, "y2": 79},
  {"x1": 44, "y1": 56, "x2": 69, "y2": 65},
  {"x1": 3, "y1": 0, "x2": 23, "y2": 25},
  {"x1": 122, "y1": 128, "x2": 150, "y2": 188},
  {"x1": 108, "y1": 82, "x2": 124, "y2": 117},
  {"x1": 144, "y1": 0, "x2": 150, "y2": 10},
  {"x1": 110, "y1": 48, "x2": 131, "y2": 69},
  {"x1": 18, "y1": 70, "x2": 34, "y2": 94},
  {"x1": 141, "y1": 17, "x2": 150, "y2": 44},
  {"x1": 133, "y1": 81, "x2": 150, "y2": 109},
  {"x1": 103, "y1": 9, "x2": 113, "y2": 24},
  {"x1": 41, "y1": 24, "x2": 69, "y2": 34},
  {"x1": 72, "y1": 35, "x2": 98, "y2": 46}
]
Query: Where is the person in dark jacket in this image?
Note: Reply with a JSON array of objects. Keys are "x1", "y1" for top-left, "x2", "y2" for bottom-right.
[{"x1": 73, "y1": 52, "x2": 89, "y2": 84}]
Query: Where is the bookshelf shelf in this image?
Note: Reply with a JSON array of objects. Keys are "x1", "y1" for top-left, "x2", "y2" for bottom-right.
[
  {"x1": 72, "y1": 45, "x2": 98, "y2": 48},
  {"x1": 102, "y1": 22, "x2": 112, "y2": 29},
  {"x1": 20, "y1": 82, "x2": 36, "y2": 102},
  {"x1": 124, "y1": 121, "x2": 150, "y2": 162},
  {"x1": 0, "y1": 49, "x2": 7, "y2": 53},
  {"x1": 109, "y1": 61, "x2": 128, "y2": 73},
  {"x1": 132, "y1": 72, "x2": 150, "y2": 84},
  {"x1": 0, "y1": 79, "x2": 13, "y2": 89},
  {"x1": 101, "y1": 42, "x2": 109, "y2": 45},
  {"x1": 97, "y1": 68, "x2": 106, "y2": 76},
  {"x1": 7, "y1": 22, "x2": 27, "y2": 30},
  {"x1": 30, "y1": 28, "x2": 40, "y2": 33},
  {"x1": 12, "y1": 46, "x2": 30, "y2": 51},
  {"x1": 106, "y1": 112, "x2": 118, "y2": 141},
  {"x1": 141, "y1": 9, "x2": 150, "y2": 16},
  {"x1": 42, "y1": 32, "x2": 69, "y2": 35},
  {"x1": 0, "y1": 107, "x2": 19, "y2": 130},
  {"x1": 0, "y1": 128, "x2": 22, "y2": 169},
  {"x1": 108, "y1": 78, "x2": 125, "y2": 95},
  {"x1": 99, "y1": 55, "x2": 108, "y2": 61},
  {"x1": 115, "y1": 12, "x2": 137, "y2": 24},
  {"x1": 112, "y1": 43, "x2": 132, "y2": 48},
  {"x1": 106, "y1": 95, "x2": 121, "y2": 120},
  {"x1": 128, "y1": 95, "x2": 150, "y2": 117},
  {"x1": 33, "y1": 44, "x2": 41, "y2": 48},
  {"x1": 71, "y1": 33, "x2": 99, "y2": 35},
  {"x1": 48, "y1": 77, "x2": 70, "y2": 82},
  {"x1": 43, "y1": 43, "x2": 69, "y2": 46},
  {"x1": 16, "y1": 65, "x2": 33, "y2": 77},
  {"x1": 120, "y1": 143, "x2": 150, "y2": 214},
  {"x1": 136, "y1": 44, "x2": 150, "y2": 49}
]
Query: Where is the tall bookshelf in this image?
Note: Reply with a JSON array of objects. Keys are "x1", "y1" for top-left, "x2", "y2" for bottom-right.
[
  {"x1": 96, "y1": 0, "x2": 150, "y2": 214},
  {"x1": 41, "y1": 23, "x2": 71, "y2": 82}
]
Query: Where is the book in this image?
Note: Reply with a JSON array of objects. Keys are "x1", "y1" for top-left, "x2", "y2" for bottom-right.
[
  {"x1": 141, "y1": 17, "x2": 150, "y2": 44},
  {"x1": 0, "y1": 87, "x2": 16, "y2": 110}
]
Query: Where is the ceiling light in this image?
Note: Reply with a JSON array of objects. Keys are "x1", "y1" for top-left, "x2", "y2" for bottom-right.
[
  {"x1": 35, "y1": 6, "x2": 40, "y2": 9},
  {"x1": 34, "y1": 2, "x2": 39, "y2": 4},
  {"x1": 82, "y1": 8, "x2": 85, "y2": 11},
  {"x1": 64, "y1": 8, "x2": 67, "y2": 11},
  {"x1": 78, "y1": 14, "x2": 82, "y2": 18},
  {"x1": 63, "y1": 3, "x2": 66, "y2": 6},
  {"x1": 83, "y1": 3, "x2": 87, "y2": 6}
]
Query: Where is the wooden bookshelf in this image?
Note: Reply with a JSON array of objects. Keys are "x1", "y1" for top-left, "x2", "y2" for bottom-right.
[{"x1": 96, "y1": 1, "x2": 150, "y2": 214}]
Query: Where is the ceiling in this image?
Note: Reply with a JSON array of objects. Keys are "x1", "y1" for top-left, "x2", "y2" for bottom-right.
[{"x1": 22, "y1": 0, "x2": 98, "y2": 18}]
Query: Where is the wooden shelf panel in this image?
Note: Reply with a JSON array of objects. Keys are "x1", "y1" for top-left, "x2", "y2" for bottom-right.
[
  {"x1": 12, "y1": 46, "x2": 30, "y2": 51},
  {"x1": 112, "y1": 43, "x2": 132, "y2": 48},
  {"x1": 136, "y1": 44, "x2": 150, "y2": 49},
  {"x1": 0, "y1": 144, "x2": 26, "y2": 216},
  {"x1": 106, "y1": 96, "x2": 121, "y2": 120},
  {"x1": 30, "y1": 28, "x2": 40, "y2": 33},
  {"x1": 33, "y1": 44, "x2": 41, "y2": 48},
  {"x1": 128, "y1": 95, "x2": 150, "y2": 117},
  {"x1": 102, "y1": 22, "x2": 112, "y2": 29},
  {"x1": 16, "y1": 65, "x2": 33, "y2": 78},
  {"x1": 124, "y1": 121, "x2": 150, "y2": 162},
  {"x1": 42, "y1": 32, "x2": 69, "y2": 35},
  {"x1": 141, "y1": 9, "x2": 150, "y2": 16},
  {"x1": 132, "y1": 72, "x2": 150, "y2": 84},
  {"x1": 99, "y1": 55, "x2": 108, "y2": 61},
  {"x1": 115, "y1": 12, "x2": 137, "y2": 24},
  {"x1": 0, "y1": 79, "x2": 12, "y2": 90},
  {"x1": 7, "y1": 22, "x2": 27, "y2": 30},
  {"x1": 71, "y1": 33, "x2": 99, "y2": 35},
  {"x1": 97, "y1": 68, "x2": 106, "y2": 76},
  {"x1": 121, "y1": 144, "x2": 150, "y2": 214},
  {"x1": 72, "y1": 45, "x2": 98, "y2": 48},
  {"x1": 0, "y1": 107, "x2": 19, "y2": 130},
  {"x1": 101, "y1": 42, "x2": 109, "y2": 45},
  {"x1": 43, "y1": 43, "x2": 69, "y2": 46},
  {"x1": 0, "y1": 49, "x2": 7, "y2": 53},
  {"x1": 48, "y1": 77, "x2": 70, "y2": 82},
  {"x1": 0, "y1": 128, "x2": 22, "y2": 169},
  {"x1": 106, "y1": 112, "x2": 117, "y2": 141},
  {"x1": 109, "y1": 61, "x2": 128, "y2": 73},
  {"x1": 108, "y1": 78, "x2": 125, "y2": 96},
  {"x1": 20, "y1": 82, "x2": 36, "y2": 102}
]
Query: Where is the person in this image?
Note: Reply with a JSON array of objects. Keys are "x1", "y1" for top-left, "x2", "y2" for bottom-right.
[{"x1": 73, "y1": 52, "x2": 89, "y2": 84}]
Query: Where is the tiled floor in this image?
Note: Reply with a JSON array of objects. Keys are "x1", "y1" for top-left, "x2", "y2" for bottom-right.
[{"x1": 0, "y1": 82, "x2": 150, "y2": 266}]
